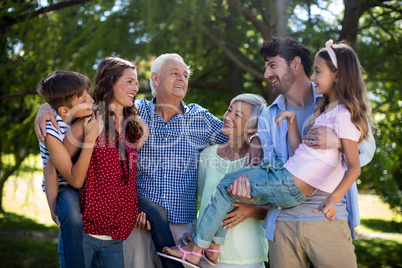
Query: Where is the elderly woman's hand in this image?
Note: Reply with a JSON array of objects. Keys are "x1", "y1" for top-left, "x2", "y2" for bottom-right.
[{"x1": 221, "y1": 203, "x2": 254, "y2": 229}]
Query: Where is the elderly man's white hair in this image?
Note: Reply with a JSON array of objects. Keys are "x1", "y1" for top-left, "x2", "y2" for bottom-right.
[
  {"x1": 149, "y1": 53, "x2": 191, "y2": 96},
  {"x1": 230, "y1": 93, "x2": 267, "y2": 129}
]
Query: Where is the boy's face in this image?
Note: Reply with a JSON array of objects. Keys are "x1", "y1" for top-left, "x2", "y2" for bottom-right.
[{"x1": 67, "y1": 90, "x2": 94, "y2": 119}]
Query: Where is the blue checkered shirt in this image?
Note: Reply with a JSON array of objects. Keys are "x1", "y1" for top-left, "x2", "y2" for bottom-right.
[{"x1": 135, "y1": 98, "x2": 227, "y2": 224}]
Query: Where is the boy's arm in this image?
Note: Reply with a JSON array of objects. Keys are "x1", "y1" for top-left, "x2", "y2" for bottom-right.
[
  {"x1": 43, "y1": 160, "x2": 60, "y2": 227},
  {"x1": 46, "y1": 112, "x2": 102, "y2": 188},
  {"x1": 314, "y1": 139, "x2": 361, "y2": 220},
  {"x1": 275, "y1": 111, "x2": 301, "y2": 155}
]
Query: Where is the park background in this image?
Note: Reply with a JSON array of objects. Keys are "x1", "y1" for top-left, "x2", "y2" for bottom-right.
[{"x1": 1, "y1": 0, "x2": 401, "y2": 267}]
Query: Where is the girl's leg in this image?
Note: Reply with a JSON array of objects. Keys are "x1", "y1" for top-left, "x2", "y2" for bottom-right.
[{"x1": 138, "y1": 194, "x2": 184, "y2": 268}]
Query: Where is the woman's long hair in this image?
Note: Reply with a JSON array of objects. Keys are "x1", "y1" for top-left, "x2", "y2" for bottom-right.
[
  {"x1": 93, "y1": 57, "x2": 142, "y2": 143},
  {"x1": 310, "y1": 42, "x2": 370, "y2": 143}
]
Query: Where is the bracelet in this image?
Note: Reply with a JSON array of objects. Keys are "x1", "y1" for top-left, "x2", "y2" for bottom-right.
[{"x1": 248, "y1": 133, "x2": 259, "y2": 143}]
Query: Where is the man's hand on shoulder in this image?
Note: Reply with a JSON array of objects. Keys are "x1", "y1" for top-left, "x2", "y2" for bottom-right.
[
  {"x1": 35, "y1": 103, "x2": 57, "y2": 142},
  {"x1": 303, "y1": 126, "x2": 342, "y2": 151}
]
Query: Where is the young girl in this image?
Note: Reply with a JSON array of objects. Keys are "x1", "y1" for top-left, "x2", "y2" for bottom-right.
[
  {"x1": 63, "y1": 57, "x2": 149, "y2": 268},
  {"x1": 161, "y1": 40, "x2": 371, "y2": 267}
]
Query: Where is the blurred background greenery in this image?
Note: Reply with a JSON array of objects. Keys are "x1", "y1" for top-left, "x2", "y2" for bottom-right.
[{"x1": 1, "y1": 0, "x2": 401, "y2": 267}]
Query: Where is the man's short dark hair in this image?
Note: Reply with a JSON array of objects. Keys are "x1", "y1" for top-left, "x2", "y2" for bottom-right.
[
  {"x1": 38, "y1": 70, "x2": 90, "y2": 110},
  {"x1": 259, "y1": 37, "x2": 312, "y2": 77}
]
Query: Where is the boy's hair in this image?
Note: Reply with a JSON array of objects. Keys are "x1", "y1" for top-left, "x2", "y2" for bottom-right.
[
  {"x1": 38, "y1": 71, "x2": 91, "y2": 110},
  {"x1": 259, "y1": 37, "x2": 312, "y2": 77}
]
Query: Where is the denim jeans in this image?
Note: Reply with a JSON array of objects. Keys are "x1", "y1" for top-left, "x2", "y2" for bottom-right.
[
  {"x1": 83, "y1": 232, "x2": 124, "y2": 268},
  {"x1": 193, "y1": 160, "x2": 307, "y2": 248},
  {"x1": 56, "y1": 185, "x2": 85, "y2": 268},
  {"x1": 138, "y1": 194, "x2": 184, "y2": 268}
]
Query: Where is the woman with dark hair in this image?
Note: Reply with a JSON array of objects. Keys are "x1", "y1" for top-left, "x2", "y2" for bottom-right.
[{"x1": 64, "y1": 57, "x2": 149, "y2": 267}]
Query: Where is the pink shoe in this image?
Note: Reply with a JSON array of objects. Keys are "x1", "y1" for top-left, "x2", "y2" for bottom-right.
[
  {"x1": 202, "y1": 248, "x2": 221, "y2": 267},
  {"x1": 158, "y1": 246, "x2": 202, "y2": 268}
]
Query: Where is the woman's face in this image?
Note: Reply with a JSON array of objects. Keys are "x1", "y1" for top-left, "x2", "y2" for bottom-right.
[
  {"x1": 222, "y1": 101, "x2": 253, "y2": 139},
  {"x1": 110, "y1": 68, "x2": 139, "y2": 111}
]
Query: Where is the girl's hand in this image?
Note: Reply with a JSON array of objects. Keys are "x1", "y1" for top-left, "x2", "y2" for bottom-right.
[
  {"x1": 135, "y1": 212, "x2": 151, "y2": 231},
  {"x1": 275, "y1": 111, "x2": 296, "y2": 127},
  {"x1": 222, "y1": 203, "x2": 253, "y2": 229},
  {"x1": 313, "y1": 197, "x2": 337, "y2": 221},
  {"x1": 83, "y1": 111, "x2": 103, "y2": 146}
]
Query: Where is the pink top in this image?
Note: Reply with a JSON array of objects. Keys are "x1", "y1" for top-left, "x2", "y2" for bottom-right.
[
  {"x1": 80, "y1": 128, "x2": 139, "y2": 240},
  {"x1": 285, "y1": 104, "x2": 361, "y2": 193}
]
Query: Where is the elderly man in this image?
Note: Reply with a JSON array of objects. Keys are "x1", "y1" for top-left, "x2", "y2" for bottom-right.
[{"x1": 35, "y1": 53, "x2": 262, "y2": 268}]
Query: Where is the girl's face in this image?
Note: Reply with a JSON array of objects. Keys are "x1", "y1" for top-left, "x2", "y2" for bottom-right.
[
  {"x1": 311, "y1": 55, "x2": 337, "y2": 99},
  {"x1": 111, "y1": 68, "x2": 139, "y2": 111},
  {"x1": 222, "y1": 101, "x2": 253, "y2": 140}
]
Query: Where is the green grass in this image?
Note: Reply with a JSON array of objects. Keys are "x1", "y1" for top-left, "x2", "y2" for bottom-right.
[
  {"x1": 354, "y1": 238, "x2": 402, "y2": 268},
  {"x1": 0, "y1": 212, "x2": 58, "y2": 232},
  {"x1": 360, "y1": 218, "x2": 402, "y2": 234},
  {"x1": 0, "y1": 212, "x2": 59, "y2": 268},
  {"x1": 0, "y1": 237, "x2": 59, "y2": 268}
]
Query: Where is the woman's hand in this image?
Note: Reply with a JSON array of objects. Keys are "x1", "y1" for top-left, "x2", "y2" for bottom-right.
[
  {"x1": 135, "y1": 212, "x2": 151, "y2": 230},
  {"x1": 222, "y1": 203, "x2": 254, "y2": 229}
]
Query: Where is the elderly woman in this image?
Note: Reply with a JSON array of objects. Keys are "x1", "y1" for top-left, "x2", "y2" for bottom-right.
[{"x1": 161, "y1": 94, "x2": 269, "y2": 268}]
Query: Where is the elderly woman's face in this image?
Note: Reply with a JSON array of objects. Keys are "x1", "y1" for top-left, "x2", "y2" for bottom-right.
[
  {"x1": 154, "y1": 59, "x2": 189, "y2": 101},
  {"x1": 222, "y1": 101, "x2": 253, "y2": 139}
]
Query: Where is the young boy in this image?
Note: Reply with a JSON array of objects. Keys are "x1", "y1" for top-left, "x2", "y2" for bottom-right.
[{"x1": 38, "y1": 70, "x2": 101, "y2": 268}]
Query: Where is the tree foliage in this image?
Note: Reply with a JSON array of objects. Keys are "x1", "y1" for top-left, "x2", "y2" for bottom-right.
[{"x1": 0, "y1": 0, "x2": 401, "y2": 213}]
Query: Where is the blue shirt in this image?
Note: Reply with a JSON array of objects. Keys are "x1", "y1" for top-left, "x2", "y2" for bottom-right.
[
  {"x1": 258, "y1": 82, "x2": 375, "y2": 240},
  {"x1": 135, "y1": 98, "x2": 227, "y2": 224}
]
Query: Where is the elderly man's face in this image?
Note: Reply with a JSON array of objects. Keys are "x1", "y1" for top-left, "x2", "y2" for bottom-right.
[{"x1": 155, "y1": 59, "x2": 189, "y2": 101}]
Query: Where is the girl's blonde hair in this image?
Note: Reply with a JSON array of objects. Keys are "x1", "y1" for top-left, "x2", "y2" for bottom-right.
[{"x1": 310, "y1": 42, "x2": 370, "y2": 143}]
